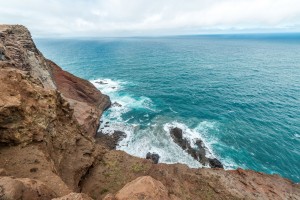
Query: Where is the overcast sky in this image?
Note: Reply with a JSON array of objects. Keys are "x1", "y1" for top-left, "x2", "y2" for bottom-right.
[{"x1": 1, "y1": 0, "x2": 300, "y2": 37}]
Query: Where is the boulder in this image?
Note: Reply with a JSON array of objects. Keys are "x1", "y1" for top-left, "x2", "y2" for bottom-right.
[
  {"x1": 0, "y1": 176, "x2": 57, "y2": 200},
  {"x1": 114, "y1": 176, "x2": 171, "y2": 200},
  {"x1": 52, "y1": 193, "x2": 93, "y2": 200},
  {"x1": 208, "y1": 158, "x2": 224, "y2": 168}
]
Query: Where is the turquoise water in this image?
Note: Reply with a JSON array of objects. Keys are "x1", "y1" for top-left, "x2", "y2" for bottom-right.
[{"x1": 35, "y1": 34, "x2": 300, "y2": 182}]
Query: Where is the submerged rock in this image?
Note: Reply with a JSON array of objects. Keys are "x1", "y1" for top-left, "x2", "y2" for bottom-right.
[
  {"x1": 146, "y1": 152, "x2": 160, "y2": 164},
  {"x1": 95, "y1": 80, "x2": 108, "y2": 84}
]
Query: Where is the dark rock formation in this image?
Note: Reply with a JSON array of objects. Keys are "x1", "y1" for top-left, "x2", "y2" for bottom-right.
[
  {"x1": 170, "y1": 127, "x2": 223, "y2": 168},
  {"x1": 112, "y1": 102, "x2": 122, "y2": 107},
  {"x1": 170, "y1": 127, "x2": 189, "y2": 149},
  {"x1": 96, "y1": 131, "x2": 126, "y2": 150},
  {"x1": 95, "y1": 80, "x2": 108, "y2": 84},
  {"x1": 146, "y1": 152, "x2": 160, "y2": 164},
  {"x1": 208, "y1": 158, "x2": 224, "y2": 168}
]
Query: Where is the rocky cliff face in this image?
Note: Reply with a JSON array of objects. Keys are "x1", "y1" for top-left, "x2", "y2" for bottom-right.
[
  {"x1": 0, "y1": 25, "x2": 110, "y2": 198},
  {"x1": 0, "y1": 25, "x2": 300, "y2": 200}
]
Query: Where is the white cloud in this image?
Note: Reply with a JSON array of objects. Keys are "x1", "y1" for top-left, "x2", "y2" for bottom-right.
[{"x1": 0, "y1": 0, "x2": 299, "y2": 37}]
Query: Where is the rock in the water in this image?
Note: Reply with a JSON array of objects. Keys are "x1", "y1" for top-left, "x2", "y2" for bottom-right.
[
  {"x1": 170, "y1": 127, "x2": 189, "y2": 150},
  {"x1": 169, "y1": 127, "x2": 223, "y2": 168},
  {"x1": 95, "y1": 81, "x2": 108, "y2": 84},
  {"x1": 96, "y1": 130, "x2": 126, "y2": 150},
  {"x1": 195, "y1": 139, "x2": 208, "y2": 164},
  {"x1": 112, "y1": 102, "x2": 122, "y2": 107},
  {"x1": 208, "y1": 158, "x2": 224, "y2": 168},
  {"x1": 146, "y1": 152, "x2": 160, "y2": 164}
]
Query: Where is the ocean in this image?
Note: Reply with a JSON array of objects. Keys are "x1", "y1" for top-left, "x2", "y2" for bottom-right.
[{"x1": 35, "y1": 34, "x2": 300, "y2": 182}]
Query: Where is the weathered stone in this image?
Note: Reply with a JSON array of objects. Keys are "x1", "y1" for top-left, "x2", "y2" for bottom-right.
[
  {"x1": 114, "y1": 176, "x2": 171, "y2": 200},
  {"x1": 0, "y1": 176, "x2": 57, "y2": 200},
  {"x1": 52, "y1": 193, "x2": 93, "y2": 200}
]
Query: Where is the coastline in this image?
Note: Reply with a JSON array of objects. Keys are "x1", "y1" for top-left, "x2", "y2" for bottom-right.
[{"x1": 0, "y1": 25, "x2": 299, "y2": 200}]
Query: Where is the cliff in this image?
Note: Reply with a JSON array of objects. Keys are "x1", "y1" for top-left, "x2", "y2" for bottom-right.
[{"x1": 0, "y1": 25, "x2": 299, "y2": 200}]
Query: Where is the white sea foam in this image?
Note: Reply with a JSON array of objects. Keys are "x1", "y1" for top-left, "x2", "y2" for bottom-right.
[
  {"x1": 91, "y1": 78, "x2": 154, "y2": 121},
  {"x1": 117, "y1": 119, "x2": 202, "y2": 168},
  {"x1": 164, "y1": 121, "x2": 216, "y2": 160},
  {"x1": 91, "y1": 77, "x2": 233, "y2": 169},
  {"x1": 91, "y1": 78, "x2": 123, "y2": 94}
]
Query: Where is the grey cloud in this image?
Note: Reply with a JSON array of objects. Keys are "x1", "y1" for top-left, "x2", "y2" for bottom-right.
[{"x1": 0, "y1": 0, "x2": 299, "y2": 37}]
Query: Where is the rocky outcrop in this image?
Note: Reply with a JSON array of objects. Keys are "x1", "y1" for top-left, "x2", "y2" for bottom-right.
[
  {"x1": 0, "y1": 24, "x2": 110, "y2": 137},
  {"x1": 1, "y1": 24, "x2": 300, "y2": 200},
  {"x1": 170, "y1": 127, "x2": 223, "y2": 168},
  {"x1": 146, "y1": 152, "x2": 160, "y2": 164},
  {"x1": 48, "y1": 60, "x2": 110, "y2": 136},
  {"x1": 0, "y1": 25, "x2": 109, "y2": 196},
  {"x1": 0, "y1": 67, "x2": 105, "y2": 194},
  {"x1": 0, "y1": 176, "x2": 57, "y2": 200},
  {"x1": 96, "y1": 131, "x2": 126, "y2": 150},
  {"x1": 0, "y1": 25, "x2": 55, "y2": 89},
  {"x1": 81, "y1": 150, "x2": 300, "y2": 200},
  {"x1": 104, "y1": 176, "x2": 171, "y2": 200},
  {"x1": 52, "y1": 193, "x2": 93, "y2": 200}
]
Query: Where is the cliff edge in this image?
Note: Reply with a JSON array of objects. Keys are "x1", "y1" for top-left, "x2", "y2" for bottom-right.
[{"x1": 0, "y1": 25, "x2": 299, "y2": 200}]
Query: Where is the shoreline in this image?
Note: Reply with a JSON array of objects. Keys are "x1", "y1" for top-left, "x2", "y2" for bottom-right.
[{"x1": 0, "y1": 24, "x2": 299, "y2": 199}]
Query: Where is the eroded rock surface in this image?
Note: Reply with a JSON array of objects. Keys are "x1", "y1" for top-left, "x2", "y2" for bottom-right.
[
  {"x1": 52, "y1": 192, "x2": 93, "y2": 200},
  {"x1": 113, "y1": 176, "x2": 171, "y2": 200},
  {"x1": 48, "y1": 60, "x2": 110, "y2": 136},
  {"x1": 0, "y1": 176, "x2": 57, "y2": 200},
  {"x1": 0, "y1": 25, "x2": 109, "y2": 196},
  {"x1": 81, "y1": 150, "x2": 300, "y2": 200}
]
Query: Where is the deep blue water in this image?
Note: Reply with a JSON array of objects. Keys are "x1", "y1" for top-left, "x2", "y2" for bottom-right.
[{"x1": 35, "y1": 34, "x2": 300, "y2": 182}]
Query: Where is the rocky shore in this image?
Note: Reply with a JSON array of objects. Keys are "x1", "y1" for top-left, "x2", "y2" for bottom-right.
[{"x1": 0, "y1": 25, "x2": 300, "y2": 200}]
